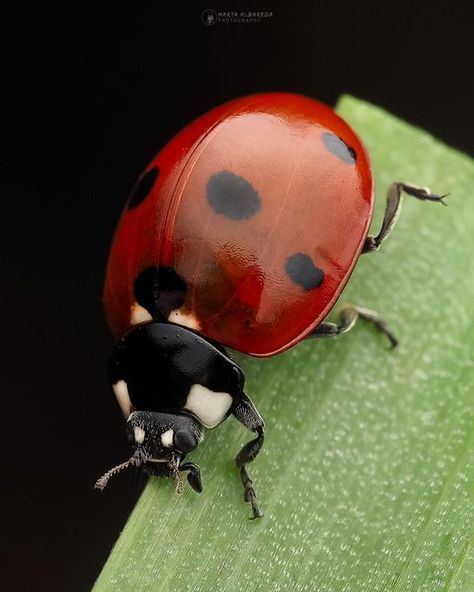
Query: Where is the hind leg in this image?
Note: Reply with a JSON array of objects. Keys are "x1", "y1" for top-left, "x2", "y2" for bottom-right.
[{"x1": 363, "y1": 182, "x2": 447, "y2": 253}]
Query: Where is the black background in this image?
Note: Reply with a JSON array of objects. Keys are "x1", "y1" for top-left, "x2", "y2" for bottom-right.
[{"x1": 2, "y1": 3, "x2": 472, "y2": 591}]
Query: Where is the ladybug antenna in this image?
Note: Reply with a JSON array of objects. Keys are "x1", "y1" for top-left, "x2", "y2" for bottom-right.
[{"x1": 94, "y1": 451, "x2": 144, "y2": 491}]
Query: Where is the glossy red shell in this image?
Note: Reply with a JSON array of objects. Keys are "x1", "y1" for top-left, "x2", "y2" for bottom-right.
[{"x1": 103, "y1": 93, "x2": 374, "y2": 356}]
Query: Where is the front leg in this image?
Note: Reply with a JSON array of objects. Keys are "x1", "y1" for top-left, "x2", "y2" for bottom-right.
[
  {"x1": 363, "y1": 182, "x2": 447, "y2": 253},
  {"x1": 180, "y1": 462, "x2": 203, "y2": 493},
  {"x1": 233, "y1": 392, "x2": 265, "y2": 519}
]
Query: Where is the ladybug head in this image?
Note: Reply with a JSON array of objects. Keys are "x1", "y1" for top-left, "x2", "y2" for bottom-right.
[
  {"x1": 95, "y1": 321, "x2": 241, "y2": 495},
  {"x1": 94, "y1": 410, "x2": 204, "y2": 492}
]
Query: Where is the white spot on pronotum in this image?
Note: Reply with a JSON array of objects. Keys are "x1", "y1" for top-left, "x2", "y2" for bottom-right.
[
  {"x1": 168, "y1": 309, "x2": 201, "y2": 330},
  {"x1": 130, "y1": 303, "x2": 153, "y2": 325},
  {"x1": 113, "y1": 380, "x2": 132, "y2": 417},
  {"x1": 161, "y1": 428, "x2": 174, "y2": 448},
  {"x1": 185, "y1": 384, "x2": 232, "y2": 428},
  {"x1": 134, "y1": 426, "x2": 145, "y2": 444}
]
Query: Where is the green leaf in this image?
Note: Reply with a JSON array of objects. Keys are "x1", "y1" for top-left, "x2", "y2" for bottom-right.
[{"x1": 93, "y1": 97, "x2": 474, "y2": 592}]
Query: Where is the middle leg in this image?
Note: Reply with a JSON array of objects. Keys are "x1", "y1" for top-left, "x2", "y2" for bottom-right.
[{"x1": 310, "y1": 305, "x2": 398, "y2": 348}]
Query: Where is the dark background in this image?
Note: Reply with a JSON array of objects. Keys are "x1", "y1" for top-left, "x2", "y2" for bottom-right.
[{"x1": 1, "y1": 3, "x2": 472, "y2": 591}]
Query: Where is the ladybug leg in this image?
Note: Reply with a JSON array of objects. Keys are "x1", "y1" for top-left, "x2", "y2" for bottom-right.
[
  {"x1": 363, "y1": 182, "x2": 448, "y2": 253},
  {"x1": 179, "y1": 462, "x2": 203, "y2": 493},
  {"x1": 311, "y1": 305, "x2": 398, "y2": 349},
  {"x1": 233, "y1": 393, "x2": 265, "y2": 519}
]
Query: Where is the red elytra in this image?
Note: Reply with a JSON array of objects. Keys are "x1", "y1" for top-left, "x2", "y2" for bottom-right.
[{"x1": 103, "y1": 92, "x2": 374, "y2": 356}]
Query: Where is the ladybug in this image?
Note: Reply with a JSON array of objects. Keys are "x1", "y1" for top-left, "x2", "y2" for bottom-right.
[{"x1": 95, "y1": 93, "x2": 446, "y2": 518}]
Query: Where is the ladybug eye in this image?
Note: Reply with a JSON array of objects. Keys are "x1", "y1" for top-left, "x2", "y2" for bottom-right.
[{"x1": 173, "y1": 429, "x2": 198, "y2": 454}]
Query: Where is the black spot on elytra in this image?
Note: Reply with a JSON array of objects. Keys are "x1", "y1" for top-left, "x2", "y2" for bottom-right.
[
  {"x1": 321, "y1": 133, "x2": 356, "y2": 164},
  {"x1": 207, "y1": 170, "x2": 261, "y2": 220},
  {"x1": 134, "y1": 266, "x2": 187, "y2": 320},
  {"x1": 127, "y1": 167, "x2": 159, "y2": 209},
  {"x1": 285, "y1": 253, "x2": 324, "y2": 291}
]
